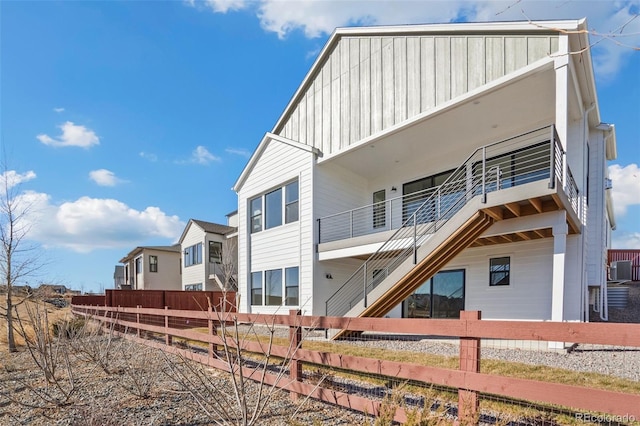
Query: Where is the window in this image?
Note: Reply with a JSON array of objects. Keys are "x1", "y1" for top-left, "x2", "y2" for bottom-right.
[
  {"x1": 373, "y1": 190, "x2": 386, "y2": 229},
  {"x1": 265, "y1": 188, "x2": 283, "y2": 229},
  {"x1": 251, "y1": 267, "x2": 300, "y2": 307},
  {"x1": 250, "y1": 197, "x2": 262, "y2": 233},
  {"x1": 185, "y1": 283, "x2": 202, "y2": 291},
  {"x1": 285, "y1": 267, "x2": 299, "y2": 306},
  {"x1": 403, "y1": 170, "x2": 453, "y2": 222},
  {"x1": 265, "y1": 269, "x2": 283, "y2": 305},
  {"x1": 489, "y1": 257, "x2": 510, "y2": 286},
  {"x1": 135, "y1": 257, "x2": 142, "y2": 274},
  {"x1": 149, "y1": 255, "x2": 158, "y2": 273},
  {"x1": 184, "y1": 243, "x2": 203, "y2": 267},
  {"x1": 285, "y1": 181, "x2": 299, "y2": 224},
  {"x1": 251, "y1": 272, "x2": 263, "y2": 305},
  {"x1": 209, "y1": 241, "x2": 222, "y2": 264},
  {"x1": 250, "y1": 180, "x2": 299, "y2": 233}
]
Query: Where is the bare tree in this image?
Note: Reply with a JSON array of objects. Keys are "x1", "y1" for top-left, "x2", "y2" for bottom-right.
[
  {"x1": 220, "y1": 237, "x2": 238, "y2": 292},
  {"x1": 0, "y1": 165, "x2": 43, "y2": 352}
]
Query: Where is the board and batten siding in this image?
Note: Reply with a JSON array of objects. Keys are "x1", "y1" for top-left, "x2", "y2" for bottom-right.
[
  {"x1": 277, "y1": 34, "x2": 559, "y2": 153},
  {"x1": 237, "y1": 140, "x2": 315, "y2": 314}
]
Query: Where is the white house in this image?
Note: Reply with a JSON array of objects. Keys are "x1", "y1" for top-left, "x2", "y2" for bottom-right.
[
  {"x1": 233, "y1": 20, "x2": 617, "y2": 324},
  {"x1": 179, "y1": 218, "x2": 238, "y2": 291},
  {"x1": 119, "y1": 245, "x2": 182, "y2": 290}
]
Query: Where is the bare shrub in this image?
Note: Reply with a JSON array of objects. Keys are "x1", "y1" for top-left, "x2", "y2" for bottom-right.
[
  {"x1": 163, "y1": 305, "x2": 311, "y2": 426},
  {"x1": 67, "y1": 312, "x2": 122, "y2": 375},
  {"x1": 10, "y1": 301, "x2": 76, "y2": 407}
]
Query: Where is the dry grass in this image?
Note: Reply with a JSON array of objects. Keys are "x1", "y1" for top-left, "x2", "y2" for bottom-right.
[{"x1": 0, "y1": 295, "x2": 71, "y2": 355}]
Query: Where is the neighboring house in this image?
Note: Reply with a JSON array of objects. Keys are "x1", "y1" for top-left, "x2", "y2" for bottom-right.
[
  {"x1": 233, "y1": 19, "x2": 617, "y2": 324},
  {"x1": 113, "y1": 265, "x2": 125, "y2": 289},
  {"x1": 119, "y1": 245, "x2": 182, "y2": 290},
  {"x1": 178, "y1": 218, "x2": 238, "y2": 292}
]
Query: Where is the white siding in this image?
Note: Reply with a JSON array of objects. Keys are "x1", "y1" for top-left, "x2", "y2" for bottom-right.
[
  {"x1": 181, "y1": 225, "x2": 206, "y2": 290},
  {"x1": 237, "y1": 140, "x2": 315, "y2": 314},
  {"x1": 586, "y1": 130, "x2": 609, "y2": 287},
  {"x1": 276, "y1": 34, "x2": 558, "y2": 152}
]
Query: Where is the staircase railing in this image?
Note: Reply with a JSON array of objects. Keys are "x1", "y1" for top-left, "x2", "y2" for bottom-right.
[{"x1": 325, "y1": 125, "x2": 573, "y2": 317}]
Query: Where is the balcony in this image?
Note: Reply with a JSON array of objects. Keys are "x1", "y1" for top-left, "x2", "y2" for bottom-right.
[{"x1": 318, "y1": 126, "x2": 581, "y2": 249}]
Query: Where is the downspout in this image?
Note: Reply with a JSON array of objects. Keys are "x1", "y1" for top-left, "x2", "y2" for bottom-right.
[
  {"x1": 600, "y1": 129, "x2": 614, "y2": 321},
  {"x1": 581, "y1": 103, "x2": 596, "y2": 321}
]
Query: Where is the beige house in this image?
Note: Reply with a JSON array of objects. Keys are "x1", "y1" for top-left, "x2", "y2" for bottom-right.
[
  {"x1": 179, "y1": 218, "x2": 237, "y2": 291},
  {"x1": 119, "y1": 245, "x2": 181, "y2": 290}
]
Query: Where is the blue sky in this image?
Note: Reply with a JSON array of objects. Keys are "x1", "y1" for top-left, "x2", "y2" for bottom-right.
[{"x1": 1, "y1": 0, "x2": 639, "y2": 293}]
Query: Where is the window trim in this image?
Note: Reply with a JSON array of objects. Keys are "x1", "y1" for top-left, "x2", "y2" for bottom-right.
[
  {"x1": 249, "y1": 179, "x2": 299, "y2": 234},
  {"x1": 251, "y1": 272, "x2": 263, "y2": 306},
  {"x1": 489, "y1": 256, "x2": 511, "y2": 286},
  {"x1": 149, "y1": 255, "x2": 158, "y2": 273},
  {"x1": 285, "y1": 266, "x2": 299, "y2": 306},
  {"x1": 285, "y1": 181, "x2": 299, "y2": 224},
  {"x1": 184, "y1": 243, "x2": 203, "y2": 268},
  {"x1": 251, "y1": 266, "x2": 300, "y2": 307},
  {"x1": 209, "y1": 241, "x2": 222, "y2": 264}
]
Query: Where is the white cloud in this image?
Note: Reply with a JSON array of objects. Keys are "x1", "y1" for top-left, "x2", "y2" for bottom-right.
[
  {"x1": 181, "y1": 145, "x2": 220, "y2": 165},
  {"x1": 0, "y1": 170, "x2": 36, "y2": 190},
  {"x1": 53, "y1": 107, "x2": 65, "y2": 113},
  {"x1": 225, "y1": 147, "x2": 251, "y2": 158},
  {"x1": 89, "y1": 169, "x2": 124, "y2": 187},
  {"x1": 37, "y1": 121, "x2": 100, "y2": 148},
  {"x1": 609, "y1": 163, "x2": 640, "y2": 217},
  {"x1": 204, "y1": 0, "x2": 246, "y2": 13},
  {"x1": 139, "y1": 151, "x2": 158, "y2": 162},
  {"x1": 18, "y1": 191, "x2": 184, "y2": 253},
  {"x1": 612, "y1": 231, "x2": 640, "y2": 249},
  {"x1": 185, "y1": 0, "x2": 246, "y2": 13},
  {"x1": 191, "y1": 0, "x2": 640, "y2": 77}
]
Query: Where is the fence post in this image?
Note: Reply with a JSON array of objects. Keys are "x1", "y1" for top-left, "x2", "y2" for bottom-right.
[
  {"x1": 458, "y1": 310, "x2": 480, "y2": 425},
  {"x1": 136, "y1": 305, "x2": 141, "y2": 338},
  {"x1": 208, "y1": 305, "x2": 216, "y2": 358},
  {"x1": 165, "y1": 306, "x2": 172, "y2": 346},
  {"x1": 289, "y1": 309, "x2": 303, "y2": 401}
]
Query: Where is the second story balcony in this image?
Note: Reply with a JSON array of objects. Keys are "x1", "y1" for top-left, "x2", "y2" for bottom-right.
[{"x1": 317, "y1": 125, "x2": 581, "y2": 252}]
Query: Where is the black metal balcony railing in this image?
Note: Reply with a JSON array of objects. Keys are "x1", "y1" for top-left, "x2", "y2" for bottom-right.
[{"x1": 324, "y1": 125, "x2": 579, "y2": 317}]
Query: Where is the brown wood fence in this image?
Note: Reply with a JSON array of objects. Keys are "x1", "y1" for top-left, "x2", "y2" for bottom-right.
[
  {"x1": 609, "y1": 249, "x2": 640, "y2": 281},
  {"x1": 70, "y1": 305, "x2": 640, "y2": 424}
]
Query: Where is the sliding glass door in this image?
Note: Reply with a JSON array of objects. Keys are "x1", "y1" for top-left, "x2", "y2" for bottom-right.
[{"x1": 404, "y1": 269, "x2": 465, "y2": 319}]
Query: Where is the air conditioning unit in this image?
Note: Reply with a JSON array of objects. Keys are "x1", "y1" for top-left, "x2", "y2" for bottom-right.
[{"x1": 613, "y1": 260, "x2": 632, "y2": 281}]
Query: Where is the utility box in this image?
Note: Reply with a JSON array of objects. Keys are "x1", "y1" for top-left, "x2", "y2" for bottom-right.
[{"x1": 612, "y1": 260, "x2": 632, "y2": 281}]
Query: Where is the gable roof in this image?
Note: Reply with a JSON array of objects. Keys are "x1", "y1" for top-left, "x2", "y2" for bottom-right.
[
  {"x1": 178, "y1": 218, "x2": 237, "y2": 244},
  {"x1": 233, "y1": 132, "x2": 321, "y2": 192},
  {"x1": 119, "y1": 244, "x2": 181, "y2": 263},
  {"x1": 271, "y1": 20, "x2": 589, "y2": 140}
]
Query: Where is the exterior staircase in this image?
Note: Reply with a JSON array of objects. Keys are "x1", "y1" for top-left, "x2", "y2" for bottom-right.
[{"x1": 324, "y1": 126, "x2": 576, "y2": 339}]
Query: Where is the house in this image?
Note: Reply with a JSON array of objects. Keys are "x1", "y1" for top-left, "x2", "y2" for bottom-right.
[
  {"x1": 178, "y1": 218, "x2": 238, "y2": 291},
  {"x1": 233, "y1": 19, "x2": 617, "y2": 325},
  {"x1": 119, "y1": 245, "x2": 182, "y2": 290},
  {"x1": 113, "y1": 265, "x2": 125, "y2": 289}
]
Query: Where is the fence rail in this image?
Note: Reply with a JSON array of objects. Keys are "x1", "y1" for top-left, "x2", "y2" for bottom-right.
[{"x1": 71, "y1": 305, "x2": 640, "y2": 424}]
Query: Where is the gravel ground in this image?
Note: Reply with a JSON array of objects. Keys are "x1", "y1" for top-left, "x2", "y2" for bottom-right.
[{"x1": 0, "y1": 338, "x2": 368, "y2": 426}]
